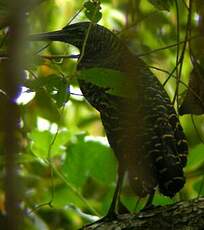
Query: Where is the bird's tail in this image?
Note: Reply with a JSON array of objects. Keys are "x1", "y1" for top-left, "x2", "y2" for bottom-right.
[
  {"x1": 127, "y1": 108, "x2": 188, "y2": 198},
  {"x1": 153, "y1": 115, "x2": 187, "y2": 197}
]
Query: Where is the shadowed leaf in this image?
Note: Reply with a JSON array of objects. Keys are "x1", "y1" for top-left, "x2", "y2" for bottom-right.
[{"x1": 179, "y1": 64, "x2": 204, "y2": 115}]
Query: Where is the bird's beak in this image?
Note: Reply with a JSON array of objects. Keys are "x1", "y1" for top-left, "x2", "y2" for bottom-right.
[
  {"x1": 29, "y1": 28, "x2": 83, "y2": 49},
  {"x1": 29, "y1": 30, "x2": 70, "y2": 42}
]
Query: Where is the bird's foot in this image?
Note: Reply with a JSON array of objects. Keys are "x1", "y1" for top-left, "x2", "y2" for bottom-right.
[
  {"x1": 142, "y1": 203, "x2": 155, "y2": 211},
  {"x1": 118, "y1": 200, "x2": 129, "y2": 214},
  {"x1": 82, "y1": 211, "x2": 117, "y2": 229},
  {"x1": 142, "y1": 192, "x2": 155, "y2": 211}
]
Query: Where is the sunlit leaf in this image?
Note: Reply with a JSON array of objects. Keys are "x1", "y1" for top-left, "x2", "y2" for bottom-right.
[
  {"x1": 193, "y1": 178, "x2": 204, "y2": 196},
  {"x1": 29, "y1": 129, "x2": 70, "y2": 159},
  {"x1": 62, "y1": 134, "x2": 116, "y2": 188},
  {"x1": 186, "y1": 144, "x2": 204, "y2": 170}
]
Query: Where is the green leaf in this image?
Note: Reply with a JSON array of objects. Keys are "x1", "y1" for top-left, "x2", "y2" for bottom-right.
[
  {"x1": 62, "y1": 134, "x2": 116, "y2": 188},
  {"x1": 193, "y1": 178, "x2": 204, "y2": 196},
  {"x1": 84, "y1": 0, "x2": 102, "y2": 23},
  {"x1": 148, "y1": 0, "x2": 173, "y2": 11},
  {"x1": 152, "y1": 193, "x2": 174, "y2": 206},
  {"x1": 78, "y1": 67, "x2": 137, "y2": 98},
  {"x1": 29, "y1": 129, "x2": 70, "y2": 159},
  {"x1": 186, "y1": 144, "x2": 204, "y2": 170},
  {"x1": 34, "y1": 90, "x2": 60, "y2": 122},
  {"x1": 25, "y1": 75, "x2": 70, "y2": 108},
  {"x1": 47, "y1": 187, "x2": 85, "y2": 208}
]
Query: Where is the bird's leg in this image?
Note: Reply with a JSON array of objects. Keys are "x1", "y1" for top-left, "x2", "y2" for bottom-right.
[
  {"x1": 105, "y1": 168, "x2": 125, "y2": 218},
  {"x1": 143, "y1": 191, "x2": 155, "y2": 210},
  {"x1": 83, "y1": 167, "x2": 125, "y2": 228},
  {"x1": 118, "y1": 198, "x2": 129, "y2": 214}
]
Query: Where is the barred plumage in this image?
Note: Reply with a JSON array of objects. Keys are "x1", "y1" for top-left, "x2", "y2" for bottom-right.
[{"x1": 30, "y1": 22, "x2": 188, "y2": 215}]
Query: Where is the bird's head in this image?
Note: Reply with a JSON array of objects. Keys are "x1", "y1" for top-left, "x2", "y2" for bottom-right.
[
  {"x1": 30, "y1": 22, "x2": 116, "y2": 51},
  {"x1": 30, "y1": 22, "x2": 127, "y2": 69}
]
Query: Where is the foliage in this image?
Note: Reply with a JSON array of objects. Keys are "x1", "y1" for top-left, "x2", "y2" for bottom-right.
[
  {"x1": 1, "y1": 0, "x2": 204, "y2": 229},
  {"x1": 84, "y1": 0, "x2": 102, "y2": 23}
]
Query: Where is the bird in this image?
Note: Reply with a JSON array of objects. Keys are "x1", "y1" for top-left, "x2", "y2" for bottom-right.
[{"x1": 30, "y1": 22, "x2": 188, "y2": 218}]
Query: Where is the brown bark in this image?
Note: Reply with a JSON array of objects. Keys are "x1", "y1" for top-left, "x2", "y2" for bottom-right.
[
  {"x1": 82, "y1": 197, "x2": 204, "y2": 230},
  {"x1": 3, "y1": 0, "x2": 27, "y2": 229}
]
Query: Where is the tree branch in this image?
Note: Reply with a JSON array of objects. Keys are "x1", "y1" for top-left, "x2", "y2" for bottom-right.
[{"x1": 82, "y1": 197, "x2": 204, "y2": 230}]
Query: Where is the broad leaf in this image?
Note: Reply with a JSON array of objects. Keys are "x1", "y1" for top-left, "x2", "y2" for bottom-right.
[
  {"x1": 78, "y1": 67, "x2": 137, "y2": 98},
  {"x1": 148, "y1": 0, "x2": 173, "y2": 11},
  {"x1": 29, "y1": 129, "x2": 71, "y2": 159},
  {"x1": 25, "y1": 75, "x2": 70, "y2": 108},
  {"x1": 62, "y1": 134, "x2": 116, "y2": 188}
]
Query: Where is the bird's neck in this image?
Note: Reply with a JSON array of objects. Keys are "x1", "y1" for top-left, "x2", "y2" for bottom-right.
[
  {"x1": 76, "y1": 27, "x2": 130, "y2": 70},
  {"x1": 78, "y1": 43, "x2": 131, "y2": 71}
]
